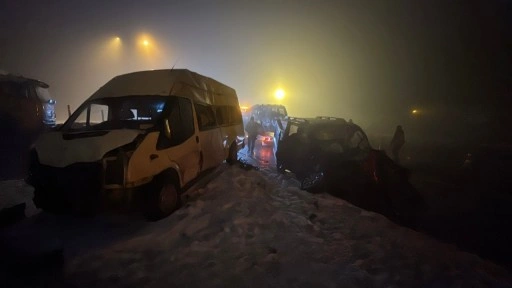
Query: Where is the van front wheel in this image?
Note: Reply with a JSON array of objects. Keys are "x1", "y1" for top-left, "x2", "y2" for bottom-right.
[{"x1": 146, "y1": 174, "x2": 180, "y2": 221}]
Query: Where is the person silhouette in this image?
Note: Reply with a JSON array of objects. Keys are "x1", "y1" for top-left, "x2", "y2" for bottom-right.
[
  {"x1": 245, "y1": 116, "x2": 261, "y2": 155},
  {"x1": 390, "y1": 125, "x2": 405, "y2": 164}
]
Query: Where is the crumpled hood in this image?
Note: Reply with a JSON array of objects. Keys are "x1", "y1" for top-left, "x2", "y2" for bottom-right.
[{"x1": 34, "y1": 129, "x2": 142, "y2": 168}]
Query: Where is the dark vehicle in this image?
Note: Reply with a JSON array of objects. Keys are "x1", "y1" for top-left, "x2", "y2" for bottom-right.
[
  {"x1": 276, "y1": 116, "x2": 426, "y2": 226},
  {"x1": 1, "y1": 73, "x2": 57, "y2": 180},
  {"x1": 243, "y1": 104, "x2": 288, "y2": 148},
  {"x1": 0, "y1": 73, "x2": 57, "y2": 129}
]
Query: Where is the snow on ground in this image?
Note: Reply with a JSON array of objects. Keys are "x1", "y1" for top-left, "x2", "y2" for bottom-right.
[
  {"x1": 1, "y1": 162, "x2": 512, "y2": 287},
  {"x1": 0, "y1": 179, "x2": 40, "y2": 217}
]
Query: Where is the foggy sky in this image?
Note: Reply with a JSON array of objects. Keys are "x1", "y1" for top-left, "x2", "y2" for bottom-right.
[{"x1": 1, "y1": 0, "x2": 511, "y2": 142}]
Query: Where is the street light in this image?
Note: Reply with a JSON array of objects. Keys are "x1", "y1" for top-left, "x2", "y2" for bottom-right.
[
  {"x1": 274, "y1": 89, "x2": 285, "y2": 100},
  {"x1": 136, "y1": 33, "x2": 164, "y2": 69},
  {"x1": 98, "y1": 36, "x2": 123, "y2": 62},
  {"x1": 109, "y1": 36, "x2": 122, "y2": 47}
]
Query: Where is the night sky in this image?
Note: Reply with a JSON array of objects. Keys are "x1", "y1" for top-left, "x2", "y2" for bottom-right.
[{"x1": 1, "y1": 0, "x2": 511, "y2": 142}]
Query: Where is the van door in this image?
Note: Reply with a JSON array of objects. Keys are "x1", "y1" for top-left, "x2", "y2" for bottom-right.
[
  {"x1": 194, "y1": 103, "x2": 224, "y2": 170},
  {"x1": 158, "y1": 97, "x2": 201, "y2": 185}
]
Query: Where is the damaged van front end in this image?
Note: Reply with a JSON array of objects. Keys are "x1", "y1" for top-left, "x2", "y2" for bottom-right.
[
  {"x1": 27, "y1": 95, "x2": 169, "y2": 214},
  {"x1": 28, "y1": 69, "x2": 245, "y2": 219},
  {"x1": 28, "y1": 129, "x2": 155, "y2": 214}
]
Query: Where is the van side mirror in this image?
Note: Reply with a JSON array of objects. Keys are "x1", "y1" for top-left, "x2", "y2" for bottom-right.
[{"x1": 164, "y1": 118, "x2": 172, "y2": 139}]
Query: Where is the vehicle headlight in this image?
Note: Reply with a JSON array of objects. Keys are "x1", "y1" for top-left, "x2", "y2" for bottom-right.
[{"x1": 102, "y1": 134, "x2": 145, "y2": 186}]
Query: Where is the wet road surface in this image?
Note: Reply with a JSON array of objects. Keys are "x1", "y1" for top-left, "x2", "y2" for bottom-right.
[{"x1": 238, "y1": 140, "x2": 276, "y2": 170}]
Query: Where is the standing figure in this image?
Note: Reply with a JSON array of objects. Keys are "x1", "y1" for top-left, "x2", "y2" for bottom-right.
[
  {"x1": 245, "y1": 116, "x2": 260, "y2": 155},
  {"x1": 390, "y1": 125, "x2": 405, "y2": 164}
]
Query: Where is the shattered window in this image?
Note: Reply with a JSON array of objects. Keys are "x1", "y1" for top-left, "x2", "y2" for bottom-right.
[
  {"x1": 195, "y1": 103, "x2": 217, "y2": 130},
  {"x1": 349, "y1": 130, "x2": 370, "y2": 150},
  {"x1": 288, "y1": 125, "x2": 299, "y2": 136}
]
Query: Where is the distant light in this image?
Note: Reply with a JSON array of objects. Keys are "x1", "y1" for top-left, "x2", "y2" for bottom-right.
[
  {"x1": 275, "y1": 89, "x2": 285, "y2": 100},
  {"x1": 103, "y1": 36, "x2": 122, "y2": 59},
  {"x1": 412, "y1": 109, "x2": 418, "y2": 114},
  {"x1": 143, "y1": 40, "x2": 149, "y2": 46}
]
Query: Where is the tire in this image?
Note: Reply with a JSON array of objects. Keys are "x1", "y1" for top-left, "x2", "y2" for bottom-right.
[
  {"x1": 227, "y1": 142, "x2": 238, "y2": 165},
  {"x1": 146, "y1": 172, "x2": 181, "y2": 221},
  {"x1": 33, "y1": 186, "x2": 62, "y2": 213}
]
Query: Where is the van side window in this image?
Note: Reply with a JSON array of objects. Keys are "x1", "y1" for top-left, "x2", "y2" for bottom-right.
[
  {"x1": 214, "y1": 106, "x2": 227, "y2": 126},
  {"x1": 157, "y1": 97, "x2": 195, "y2": 149},
  {"x1": 215, "y1": 105, "x2": 234, "y2": 126},
  {"x1": 213, "y1": 105, "x2": 242, "y2": 126},
  {"x1": 194, "y1": 103, "x2": 217, "y2": 130},
  {"x1": 229, "y1": 106, "x2": 242, "y2": 125}
]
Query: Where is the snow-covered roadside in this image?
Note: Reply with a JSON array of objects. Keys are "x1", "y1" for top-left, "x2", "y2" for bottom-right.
[
  {"x1": 63, "y1": 164, "x2": 512, "y2": 287},
  {"x1": 0, "y1": 179, "x2": 40, "y2": 218}
]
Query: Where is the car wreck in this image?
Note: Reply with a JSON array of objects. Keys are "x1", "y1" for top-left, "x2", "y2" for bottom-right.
[
  {"x1": 27, "y1": 69, "x2": 245, "y2": 219},
  {"x1": 276, "y1": 116, "x2": 426, "y2": 226}
]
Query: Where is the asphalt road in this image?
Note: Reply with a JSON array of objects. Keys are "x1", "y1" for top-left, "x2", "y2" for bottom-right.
[{"x1": 238, "y1": 139, "x2": 276, "y2": 170}]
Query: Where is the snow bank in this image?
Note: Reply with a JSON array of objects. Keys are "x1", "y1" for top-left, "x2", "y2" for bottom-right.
[
  {"x1": 64, "y1": 165, "x2": 512, "y2": 287},
  {"x1": 0, "y1": 180, "x2": 40, "y2": 218}
]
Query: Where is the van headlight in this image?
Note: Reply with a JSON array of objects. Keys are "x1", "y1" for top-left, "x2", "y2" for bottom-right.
[
  {"x1": 104, "y1": 152, "x2": 128, "y2": 186},
  {"x1": 102, "y1": 134, "x2": 145, "y2": 187}
]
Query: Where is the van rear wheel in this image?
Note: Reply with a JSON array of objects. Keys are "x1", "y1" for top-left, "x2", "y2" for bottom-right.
[{"x1": 146, "y1": 173, "x2": 180, "y2": 221}]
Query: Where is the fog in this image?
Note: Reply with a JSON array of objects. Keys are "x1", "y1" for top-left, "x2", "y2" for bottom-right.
[{"x1": 1, "y1": 0, "x2": 511, "y2": 144}]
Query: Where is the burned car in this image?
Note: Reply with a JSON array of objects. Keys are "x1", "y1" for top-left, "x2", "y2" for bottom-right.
[
  {"x1": 276, "y1": 117, "x2": 371, "y2": 181},
  {"x1": 276, "y1": 117, "x2": 426, "y2": 225}
]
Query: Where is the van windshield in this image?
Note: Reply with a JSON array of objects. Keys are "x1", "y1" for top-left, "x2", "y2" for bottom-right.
[{"x1": 62, "y1": 96, "x2": 167, "y2": 132}]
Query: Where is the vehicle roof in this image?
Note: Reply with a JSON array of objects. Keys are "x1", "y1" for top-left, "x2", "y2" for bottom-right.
[
  {"x1": 287, "y1": 116, "x2": 367, "y2": 132},
  {"x1": 287, "y1": 116, "x2": 349, "y2": 125},
  {"x1": 88, "y1": 69, "x2": 238, "y2": 105},
  {"x1": 0, "y1": 73, "x2": 50, "y2": 88},
  {"x1": 286, "y1": 117, "x2": 369, "y2": 142},
  {"x1": 251, "y1": 104, "x2": 287, "y2": 109}
]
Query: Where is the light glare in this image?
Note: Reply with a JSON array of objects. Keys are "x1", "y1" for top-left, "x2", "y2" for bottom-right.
[{"x1": 275, "y1": 89, "x2": 285, "y2": 100}]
